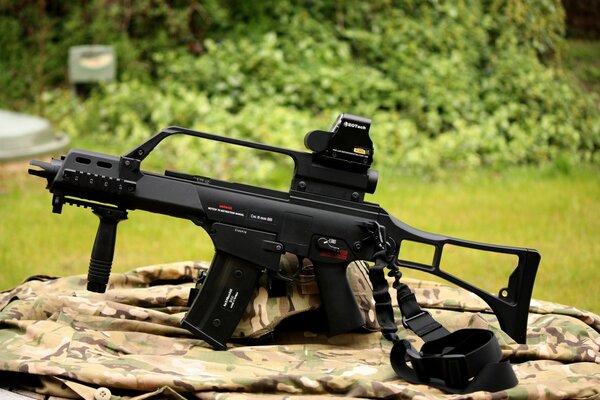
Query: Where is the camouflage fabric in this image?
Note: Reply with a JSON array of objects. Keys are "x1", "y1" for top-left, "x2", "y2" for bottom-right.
[
  {"x1": 0, "y1": 261, "x2": 599, "y2": 399},
  {"x1": 234, "y1": 254, "x2": 379, "y2": 338}
]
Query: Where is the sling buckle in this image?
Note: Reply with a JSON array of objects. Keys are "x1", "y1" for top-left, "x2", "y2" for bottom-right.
[
  {"x1": 406, "y1": 347, "x2": 469, "y2": 389},
  {"x1": 401, "y1": 310, "x2": 430, "y2": 329}
]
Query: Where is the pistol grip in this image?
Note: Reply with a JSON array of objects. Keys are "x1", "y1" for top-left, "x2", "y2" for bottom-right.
[
  {"x1": 314, "y1": 262, "x2": 365, "y2": 336},
  {"x1": 182, "y1": 252, "x2": 261, "y2": 350}
]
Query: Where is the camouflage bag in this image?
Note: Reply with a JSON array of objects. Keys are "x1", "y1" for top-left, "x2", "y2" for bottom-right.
[
  {"x1": 228, "y1": 253, "x2": 380, "y2": 339},
  {"x1": 1, "y1": 261, "x2": 599, "y2": 399}
]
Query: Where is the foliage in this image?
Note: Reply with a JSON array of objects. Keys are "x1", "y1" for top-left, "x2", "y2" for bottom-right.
[{"x1": 2, "y1": 0, "x2": 600, "y2": 176}]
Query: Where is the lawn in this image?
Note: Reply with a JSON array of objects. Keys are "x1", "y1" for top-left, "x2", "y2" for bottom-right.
[
  {"x1": 563, "y1": 39, "x2": 600, "y2": 95},
  {"x1": 378, "y1": 165, "x2": 600, "y2": 314},
  {"x1": 1, "y1": 145, "x2": 598, "y2": 314}
]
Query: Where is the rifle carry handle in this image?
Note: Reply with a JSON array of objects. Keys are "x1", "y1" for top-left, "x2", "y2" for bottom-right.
[{"x1": 182, "y1": 251, "x2": 261, "y2": 350}]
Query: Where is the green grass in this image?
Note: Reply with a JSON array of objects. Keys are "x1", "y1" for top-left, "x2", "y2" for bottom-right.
[
  {"x1": 373, "y1": 165, "x2": 600, "y2": 313},
  {"x1": 563, "y1": 39, "x2": 600, "y2": 95},
  {"x1": 1, "y1": 146, "x2": 599, "y2": 314}
]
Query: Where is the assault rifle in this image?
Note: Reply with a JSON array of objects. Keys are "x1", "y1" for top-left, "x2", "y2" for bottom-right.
[{"x1": 30, "y1": 114, "x2": 539, "y2": 393}]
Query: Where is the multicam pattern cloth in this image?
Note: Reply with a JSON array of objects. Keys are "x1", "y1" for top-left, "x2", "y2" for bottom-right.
[{"x1": 0, "y1": 261, "x2": 599, "y2": 399}]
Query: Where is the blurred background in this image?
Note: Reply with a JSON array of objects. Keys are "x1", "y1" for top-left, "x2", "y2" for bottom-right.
[{"x1": 0, "y1": 0, "x2": 598, "y2": 312}]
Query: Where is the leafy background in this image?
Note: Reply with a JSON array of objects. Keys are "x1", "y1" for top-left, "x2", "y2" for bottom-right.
[
  {"x1": 1, "y1": 0, "x2": 599, "y2": 179},
  {"x1": 0, "y1": 1, "x2": 599, "y2": 311}
]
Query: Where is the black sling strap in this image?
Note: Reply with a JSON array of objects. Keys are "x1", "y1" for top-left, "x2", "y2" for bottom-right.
[
  {"x1": 368, "y1": 259, "x2": 518, "y2": 394},
  {"x1": 395, "y1": 281, "x2": 449, "y2": 341},
  {"x1": 390, "y1": 328, "x2": 518, "y2": 393}
]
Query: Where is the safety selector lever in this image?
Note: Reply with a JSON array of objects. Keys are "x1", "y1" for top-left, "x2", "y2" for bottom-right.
[{"x1": 317, "y1": 237, "x2": 341, "y2": 253}]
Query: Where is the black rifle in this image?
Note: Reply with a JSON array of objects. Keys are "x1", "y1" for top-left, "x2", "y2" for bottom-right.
[{"x1": 29, "y1": 114, "x2": 538, "y2": 392}]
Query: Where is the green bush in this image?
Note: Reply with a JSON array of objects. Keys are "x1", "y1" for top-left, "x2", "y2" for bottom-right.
[{"x1": 5, "y1": 0, "x2": 600, "y2": 176}]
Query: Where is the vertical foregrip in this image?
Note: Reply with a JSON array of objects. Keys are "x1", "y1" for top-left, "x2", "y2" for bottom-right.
[
  {"x1": 87, "y1": 207, "x2": 127, "y2": 293},
  {"x1": 314, "y1": 262, "x2": 366, "y2": 336}
]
